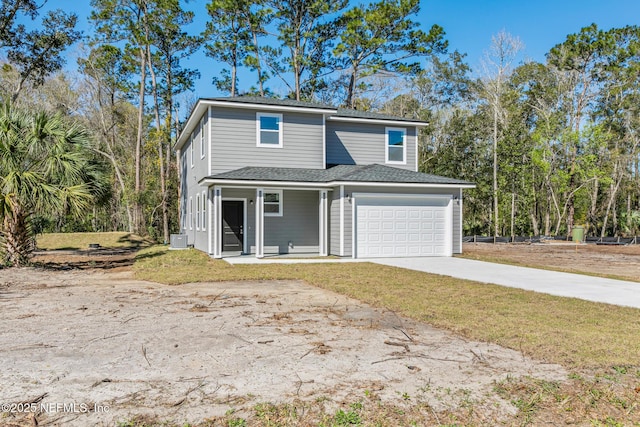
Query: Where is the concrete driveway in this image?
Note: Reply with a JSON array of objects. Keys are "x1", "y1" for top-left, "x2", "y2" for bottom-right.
[{"x1": 372, "y1": 257, "x2": 640, "y2": 309}]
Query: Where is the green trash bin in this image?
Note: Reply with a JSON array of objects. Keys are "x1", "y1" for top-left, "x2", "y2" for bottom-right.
[{"x1": 572, "y1": 226, "x2": 585, "y2": 243}]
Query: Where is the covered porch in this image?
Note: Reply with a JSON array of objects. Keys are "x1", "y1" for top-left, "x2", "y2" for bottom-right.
[{"x1": 207, "y1": 186, "x2": 330, "y2": 258}]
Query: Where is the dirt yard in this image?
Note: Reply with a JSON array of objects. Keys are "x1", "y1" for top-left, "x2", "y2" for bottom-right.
[
  {"x1": 0, "y1": 265, "x2": 566, "y2": 426},
  {"x1": 463, "y1": 242, "x2": 640, "y2": 282}
]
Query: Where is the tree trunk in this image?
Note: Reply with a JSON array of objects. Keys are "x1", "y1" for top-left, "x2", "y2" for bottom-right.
[
  {"x1": 134, "y1": 47, "x2": 147, "y2": 235},
  {"x1": 146, "y1": 45, "x2": 169, "y2": 244},
  {"x1": 510, "y1": 192, "x2": 515, "y2": 239},
  {"x1": 95, "y1": 80, "x2": 134, "y2": 233},
  {"x1": 588, "y1": 178, "x2": 599, "y2": 236},
  {"x1": 249, "y1": 28, "x2": 265, "y2": 96},
  {"x1": 567, "y1": 192, "x2": 575, "y2": 235},
  {"x1": 294, "y1": 63, "x2": 300, "y2": 100},
  {"x1": 493, "y1": 108, "x2": 499, "y2": 239},
  {"x1": 529, "y1": 168, "x2": 539, "y2": 236},
  {"x1": 627, "y1": 193, "x2": 632, "y2": 234},
  {"x1": 544, "y1": 193, "x2": 551, "y2": 236},
  {"x1": 530, "y1": 213, "x2": 539, "y2": 236},
  {"x1": 11, "y1": 77, "x2": 25, "y2": 103},
  {"x1": 601, "y1": 162, "x2": 622, "y2": 238},
  {"x1": 231, "y1": 62, "x2": 237, "y2": 97},
  {"x1": 346, "y1": 62, "x2": 359, "y2": 109},
  {"x1": 2, "y1": 204, "x2": 34, "y2": 266},
  {"x1": 293, "y1": 33, "x2": 301, "y2": 100},
  {"x1": 165, "y1": 66, "x2": 174, "y2": 239}
]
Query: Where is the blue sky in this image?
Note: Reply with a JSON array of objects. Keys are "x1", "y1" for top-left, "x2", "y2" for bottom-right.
[
  {"x1": 42, "y1": 0, "x2": 640, "y2": 98},
  {"x1": 426, "y1": 0, "x2": 639, "y2": 66}
]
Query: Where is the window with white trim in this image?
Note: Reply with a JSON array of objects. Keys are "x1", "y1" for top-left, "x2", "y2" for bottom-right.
[
  {"x1": 201, "y1": 191, "x2": 206, "y2": 231},
  {"x1": 200, "y1": 117, "x2": 206, "y2": 159},
  {"x1": 189, "y1": 197, "x2": 193, "y2": 229},
  {"x1": 256, "y1": 113, "x2": 283, "y2": 147},
  {"x1": 196, "y1": 194, "x2": 200, "y2": 230},
  {"x1": 385, "y1": 127, "x2": 406, "y2": 164},
  {"x1": 264, "y1": 190, "x2": 283, "y2": 217}
]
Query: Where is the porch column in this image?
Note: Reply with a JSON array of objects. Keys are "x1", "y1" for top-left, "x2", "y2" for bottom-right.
[
  {"x1": 255, "y1": 188, "x2": 264, "y2": 258},
  {"x1": 319, "y1": 190, "x2": 328, "y2": 256},
  {"x1": 212, "y1": 186, "x2": 222, "y2": 258}
]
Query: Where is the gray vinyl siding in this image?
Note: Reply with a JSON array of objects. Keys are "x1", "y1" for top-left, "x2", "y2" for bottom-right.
[
  {"x1": 210, "y1": 107, "x2": 324, "y2": 174},
  {"x1": 221, "y1": 188, "x2": 320, "y2": 254},
  {"x1": 193, "y1": 110, "x2": 210, "y2": 179},
  {"x1": 453, "y1": 196, "x2": 461, "y2": 254},
  {"x1": 179, "y1": 148, "x2": 189, "y2": 241},
  {"x1": 263, "y1": 190, "x2": 319, "y2": 254},
  {"x1": 343, "y1": 189, "x2": 353, "y2": 256},
  {"x1": 179, "y1": 111, "x2": 210, "y2": 250},
  {"x1": 326, "y1": 121, "x2": 417, "y2": 171},
  {"x1": 341, "y1": 186, "x2": 462, "y2": 257}
]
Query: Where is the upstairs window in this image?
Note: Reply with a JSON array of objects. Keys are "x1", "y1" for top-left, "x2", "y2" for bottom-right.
[
  {"x1": 385, "y1": 127, "x2": 406, "y2": 164},
  {"x1": 264, "y1": 190, "x2": 283, "y2": 217},
  {"x1": 256, "y1": 113, "x2": 283, "y2": 148}
]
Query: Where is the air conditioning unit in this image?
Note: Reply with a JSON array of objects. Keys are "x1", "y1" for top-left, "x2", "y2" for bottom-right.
[{"x1": 170, "y1": 234, "x2": 188, "y2": 249}]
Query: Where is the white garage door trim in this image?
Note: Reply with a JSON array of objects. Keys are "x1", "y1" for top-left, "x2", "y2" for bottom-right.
[{"x1": 352, "y1": 193, "x2": 453, "y2": 258}]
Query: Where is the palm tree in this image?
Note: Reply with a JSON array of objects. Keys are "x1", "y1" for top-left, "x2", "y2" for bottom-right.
[{"x1": 0, "y1": 103, "x2": 99, "y2": 266}]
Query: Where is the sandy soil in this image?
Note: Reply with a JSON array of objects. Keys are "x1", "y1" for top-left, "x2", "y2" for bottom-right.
[
  {"x1": 0, "y1": 267, "x2": 566, "y2": 426},
  {"x1": 463, "y1": 242, "x2": 640, "y2": 281}
]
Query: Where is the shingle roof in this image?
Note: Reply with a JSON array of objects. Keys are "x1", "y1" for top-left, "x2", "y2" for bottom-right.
[
  {"x1": 334, "y1": 108, "x2": 424, "y2": 123},
  {"x1": 200, "y1": 96, "x2": 426, "y2": 124},
  {"x1": 208, "y1": 164, "x2": 473, "y2": 186},
  {"x1": 202, "y1": 96, "x2": 336, "y2": 111},
  {"x1": 212, "y1": 166, "x2": 336, "y2": 182},
  {"x1": 336, "y1": 164, "x2": 472, "y2": 185}
]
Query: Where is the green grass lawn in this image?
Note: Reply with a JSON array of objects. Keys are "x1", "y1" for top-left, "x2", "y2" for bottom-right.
[
  {"x1": 37, "y1": 232, "x2": 150, "y2": 250},
  {"x1": 133, "y1": 246, "x2": 640, "y2": 370}
]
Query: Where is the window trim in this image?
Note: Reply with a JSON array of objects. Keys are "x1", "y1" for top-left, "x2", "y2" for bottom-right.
[
  {"x1": 182, "y1": 198, "x2": 187, "y2": 230},
  {"x1": 189, "y1": 197, "x2": 193, "y2": 230},
  {"x1": 385, "y1": 127, "x2": 407, "y2": 165},
  {"x1": 201, "y1": 190, "x2": 207, "y2": 231},
  {"x1": 256, "y1": 112, "x2": 283, "y2": 148},
  {"x1": 196, "y1": 194, "x2": 200, "y2": 230},
  {"x1": 263, "y1": 189, "x2": 283, "y2": 217},
  {"x1": 200, "y1": 117, "x2": 206, "y2": 159}
]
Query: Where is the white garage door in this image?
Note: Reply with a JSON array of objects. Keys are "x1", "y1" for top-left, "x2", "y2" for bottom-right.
[{"x1": 355, "y1": 195, "x2": 452, "y2": 258}]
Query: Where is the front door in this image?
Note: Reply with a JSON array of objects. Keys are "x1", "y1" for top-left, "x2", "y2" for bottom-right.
[{"x1": 222, "y1": 201, "x2": 244, "y2": 252}]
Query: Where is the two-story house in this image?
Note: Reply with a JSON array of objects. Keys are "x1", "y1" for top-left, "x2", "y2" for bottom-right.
[{"x1": 175, "y1": 96, "x2": 474, "y2": 259}]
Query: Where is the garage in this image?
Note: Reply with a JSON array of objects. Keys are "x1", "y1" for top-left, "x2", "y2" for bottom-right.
[{"x1": 354, "y1": 194, "x2": 453, "y2": 258}]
